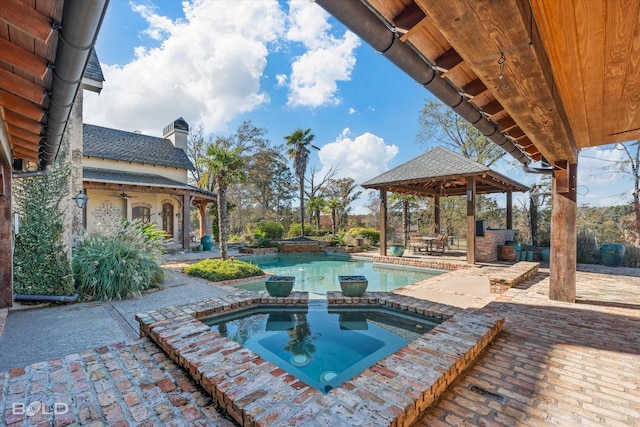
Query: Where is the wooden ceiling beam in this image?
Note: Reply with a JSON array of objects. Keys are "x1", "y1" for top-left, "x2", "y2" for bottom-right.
[
  {"x1": 415, "y1": 0, "x2": 578, "y2": 164},
  {"x1": 8, "y1": 126, "x2": 40, "y2": 144},
  {"x1": 393, "y1": 2, "x2": 425, "y2": 33},
  {"x1": 4, "y1": 110, "x2": 43, "y2": 135},
  {"x1": 0, "y1": 0, "x2": 53, "y2": 42},
  {"x1": 11, "y1": 135, "x2": 39, "y2": 151},
  {"x1": 0, "y1": 36, "x2": 49, "y2": 80},
  {"x1": 496, "y1": 116, "x2": 517, "y2": 132},
  {"x1": 461, "y1": 78, "x2": 487, "y2": 98},
  {"x1": 480, "y1": 99, "x2": 504, "y2": 116},
  {"x1": 435, "y1": 48, "x2": 463, "y2": 72},
  {"x1": 0, "y1": 67, "x2": 46, "y2": 105},
  {"x1": 0, "y1": 89, "x2": 44, "y2": 122}
]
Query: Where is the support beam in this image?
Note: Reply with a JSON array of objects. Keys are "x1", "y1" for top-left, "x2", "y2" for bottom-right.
[
  {"x1": 379, "y1": 188, "x2": 387, "y2": 256},
  {"x1": 434, "y1": 195, "x2": 441, "y2": 233},
  {"x1": 466, "y1": 177, "x2": 476, "y2": 264},
  {"x1": 0, "y1": 0, "x2": 53, "y2": 42},
  {"x1": 0, "y1": 167, "x2": 12, "y2": 308},
  {"x1": 549, "y1": 163, "x2": 577, "y2": 302},
  {"x1": 182, "y1": 194, "x2": 191, "y2": 250},
  {"x1": 506, "y1": 191, "x2": 513, "y2": 230}
]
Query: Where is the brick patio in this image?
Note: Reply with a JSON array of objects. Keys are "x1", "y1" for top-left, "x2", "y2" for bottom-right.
[{"x1": 1, "y1": 262, "x2": 639, "y2": 426}]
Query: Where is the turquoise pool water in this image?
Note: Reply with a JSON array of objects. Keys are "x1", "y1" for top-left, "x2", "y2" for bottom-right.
[
  {"x1": 236, "y1": 253, "x2": 443, "y2": 297},
  {"x1": 202, "y1": 302, "x2": 441, "y2": 392}
]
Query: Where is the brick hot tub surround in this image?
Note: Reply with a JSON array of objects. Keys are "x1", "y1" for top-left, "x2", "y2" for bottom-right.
[{"x1": 136, "y1": 292, "x2": 504, "y2": 426}]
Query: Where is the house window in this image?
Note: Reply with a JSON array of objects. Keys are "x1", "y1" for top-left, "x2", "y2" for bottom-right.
[{"x1": 132, "y1": 206, "x2": 151, "y2": 223}]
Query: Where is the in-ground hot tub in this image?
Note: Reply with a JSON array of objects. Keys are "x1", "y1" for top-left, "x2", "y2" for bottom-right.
[
  {"x1": 201, "y1": 301, "x2": 442, "y2": 393},
  {"x1": 136, "y1": 291, "x2": 504, "y2": 426}
]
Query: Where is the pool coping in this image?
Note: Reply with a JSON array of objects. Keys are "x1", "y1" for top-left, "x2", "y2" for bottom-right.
[{"x1": 136, "y1": 292, "x2": 504, "y2": 426}]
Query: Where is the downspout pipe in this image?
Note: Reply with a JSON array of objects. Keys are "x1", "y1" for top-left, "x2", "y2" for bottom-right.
[
  {"x1": 14, "y1": 293, "x2": 79, "y2": 303},
  {"x1": 42, "y1": 0, "x2": 109, "y2": 169},
  {"x1": 13, "y1": 165, "x2": 52, "y2": 178},
  {"x1": 314, "y1": 0, "x2": 532, "y2": 167}
]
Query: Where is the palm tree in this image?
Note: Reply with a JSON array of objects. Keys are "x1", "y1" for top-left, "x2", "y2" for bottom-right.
[
  {"x1": 285, "y1": 128, "x2": 317, "y2": 236},
  {"x1": 307, "y1": 195, "x2": 326, "y2": 230},
  {"x1": 324, "y1": 197, "x2": 340, "y2": 236},
  {"x1": 199, "y1": 143, "x2": 245, "y2": 259}
]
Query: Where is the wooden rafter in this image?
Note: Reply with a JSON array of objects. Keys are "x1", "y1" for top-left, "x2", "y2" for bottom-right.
[
  {"x1": 0, "y1": 36, "x2": 49, "y2": 80},
  {"x1": 0, "y1": 68, "x2": 46, "y2": 105},
  {"x1": 0, "y1": 89, "x2": 44, "y2": 122},
  {"x1": 4, "y1": 110, "x2": 42, "y2": 135},
  {"x1": 0, "y1": 0, "x2": 53, "y2": 43}
]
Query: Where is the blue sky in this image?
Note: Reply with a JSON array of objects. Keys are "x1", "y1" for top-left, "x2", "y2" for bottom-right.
[{"x1": 84, "y1": 0, "x2": 633, "y2": 212}]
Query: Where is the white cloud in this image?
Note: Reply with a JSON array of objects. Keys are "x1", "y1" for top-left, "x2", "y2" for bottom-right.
[
  {"x1": 318, "y1": 129, "x2": 399, "y2": 185},
  {"x1": 275, "y1": 74, "x2": 287, "y2": 87},
  {"x1": 84, "y1": 0, "x2": 285, "y2": 135},
  {"x1": 284, "y1": 1, "x2": 360, "y2": 108},
  {"x1": 348, "y1": 107, "x2": 356, "y2": 115}
]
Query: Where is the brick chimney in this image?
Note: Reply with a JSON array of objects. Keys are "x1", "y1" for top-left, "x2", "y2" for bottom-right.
[{"x1": 163, "y1": 117, "x2": 189, "y2": 150}]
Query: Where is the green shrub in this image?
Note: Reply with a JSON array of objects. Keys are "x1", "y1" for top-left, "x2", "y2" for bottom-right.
[
  {"x1": 72, "y1": 220, "x2": 164, "y2": 301},
  {"x1": 13, "y1": 165, "x2": 74, "y2": 296},
  {"x1": 347, "y1": 227, "x2": 380, "y2": 245},
  {"x1": 183, "y1": 259, "x2": 264, "y2": 282},
  {"x1": 287, "y1": 223, "x2": 315, "y2": 238},
  {"x1": 576, "y1": 229, "x2": 599, "y2": 264},
  {"x1": 622, "y1": 244, "x2": 640, "y2": 268},
  {"x1": 256, "y1": 221, "x2": 284, "y2": 239}
]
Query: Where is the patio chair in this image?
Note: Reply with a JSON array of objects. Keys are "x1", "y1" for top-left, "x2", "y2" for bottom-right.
[
  {"x1": 432, "y1": 232, "x2": 449, "y2": 254},
  {"x1": 409, "y1": 233, "x2": 429, "y2": 254}
]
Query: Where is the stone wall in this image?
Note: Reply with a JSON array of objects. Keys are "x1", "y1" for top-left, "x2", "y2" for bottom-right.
[{"x1": 476, "y1": 229, "x2": 516, "y2": 262}]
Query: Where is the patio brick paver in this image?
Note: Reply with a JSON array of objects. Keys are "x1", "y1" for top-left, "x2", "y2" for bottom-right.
[{"x1": 0, "y1": 338, "x2": 236, "y2": 427}]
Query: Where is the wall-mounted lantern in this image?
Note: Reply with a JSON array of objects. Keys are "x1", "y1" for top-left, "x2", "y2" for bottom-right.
[{"x1": 73, "y1": 190, "x2": 88, "y2": 209}]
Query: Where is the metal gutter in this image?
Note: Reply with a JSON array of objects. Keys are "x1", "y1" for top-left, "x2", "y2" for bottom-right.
[
  {"x1": 42, "y1": 0, "x2": 110, "y2": 168},
  {"x1": 314, "y1": 0, "x2": 532, "y2": 167}
]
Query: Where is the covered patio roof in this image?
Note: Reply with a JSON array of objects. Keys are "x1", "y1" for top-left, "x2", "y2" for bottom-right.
[
  {"x1": 316, "y1": 0, "x2": 640, "y2": 302},
  {"x1": 362, "y1": 146, "x2": 528, "y2": 197}
]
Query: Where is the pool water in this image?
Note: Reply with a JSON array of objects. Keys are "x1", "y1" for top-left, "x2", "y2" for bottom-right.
[
  {"x1": 237, "y1": 253, "x2": 443, "y2": 297},
  {"x1": 202, "y1": 302, "x2": 441, "y2": 392}
]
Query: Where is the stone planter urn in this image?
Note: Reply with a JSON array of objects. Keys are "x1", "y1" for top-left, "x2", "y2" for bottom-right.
[
  {"x1": 389, "y1": 245, "x2": 405, "y2": 257},
  {"x1": 338, "y1": 275, "x2": 368, "y2": 297},
  {"x1": 265, "y1": 276, "x2": 295, "y2": 297}
]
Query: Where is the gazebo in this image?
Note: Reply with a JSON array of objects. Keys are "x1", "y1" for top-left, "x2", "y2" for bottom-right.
[{"x1": 362, "y1": 146, "x2": 528, "y2": 263}]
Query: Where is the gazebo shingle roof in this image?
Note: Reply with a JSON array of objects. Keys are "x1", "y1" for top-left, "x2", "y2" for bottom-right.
[
  {"x1": 362, "y1": 146, "x2": 528, "y2": 196},
  {"x1": 83, "y1": 124, "x2": 195, "y2": 170}
]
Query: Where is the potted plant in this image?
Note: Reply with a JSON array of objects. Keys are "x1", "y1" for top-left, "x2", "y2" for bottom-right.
[
  {"x1": 265, "y1": 275, "x2": 295, "y2": 297},
  {"x1": 338, "y1": 275, "x2": 368, "y2": 297},
  {"x1": 388, "y1": 242, "x2": 405, "y2": 257}
]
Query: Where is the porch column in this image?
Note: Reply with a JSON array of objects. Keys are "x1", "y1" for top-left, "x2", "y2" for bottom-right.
[
  {"x1": 434, "y1": 195, "x2": 440, "y2": 234},
  {"x1": 182, "y1": 194, "x2": 191, "y2": 250},
  {"x1": 0, "y1": 166, "x2": 12, "y2": 308},
  {"x1": 506, "y1": 190, "x2": 513, "y2": 230},
  {"x1": 550, "y1": 163, "x2": 577, "y2": 302},
  {"x1": 466, "y1": 177, "x2": 476, "y2": 264},
  {"x1": 379, "y1": 188, "x2": 387, "y2": 256}
]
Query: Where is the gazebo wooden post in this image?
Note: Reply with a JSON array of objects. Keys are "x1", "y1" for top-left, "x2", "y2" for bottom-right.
[
  {"x1": 434, "y1": 195, "x2": 440, "y2": 234},
  {"x1": 550, "y1": 164, "x2": 577, "y2": 302},
  {"x1": 466, "y1": 177, "x2": 476, "y2": 264},
  {"x1": 380, "y1": 188, "x2": 387, "y2": 256},
  {"x1": 506, "y1": 191, "x2": 513, "y2": 230}
]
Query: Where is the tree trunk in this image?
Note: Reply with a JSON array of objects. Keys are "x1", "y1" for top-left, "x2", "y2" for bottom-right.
[
  {"x1": 217, "y1": 182, "x2": 228, "y2": 260},
  {"x1": 331, "y1": 209, "x2": 337, "y2": 235},
  {"x1": 299, "y1": 177, "x2": 305, "y2": 236},
  {"x1": 402, "y1": 199, "x2": 409, "y2": 246},
  {"x1": 530, "y1": 196, "x2": 538, "y2": 246}
]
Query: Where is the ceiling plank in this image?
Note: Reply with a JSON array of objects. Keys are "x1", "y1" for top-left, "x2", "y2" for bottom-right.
[
  {"x1": 4, "y1": 109, "x2": 42, "y2": 134},
  {"x1": 7, "y1": 125, "x2": 40, "y2": 144},
  {"x1": 0, "y1": 67, "x2": 46, "y2": 104},
  {"x1": 0, "y1": 89, "x2": 43, "y2": 122},
  {"x1": 0, "y1": 0, "x2": 53, "y2": 42},
  {"x1": 416, "y1": 0, "x2": 577, "y2": 164},
  {"x1": 0, "y1": 36, "x2": 48, "y2": 79},
  {"x1": 10, "y1": 135, "x2": 39, "y2": 151}
]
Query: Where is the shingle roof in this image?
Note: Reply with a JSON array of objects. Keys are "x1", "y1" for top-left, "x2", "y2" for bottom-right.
[
  {"x1": 362, "y1": 146, "x2": 490, "y2": 187},
  {"x1": 83, "y1": 124, "x2": 195, "y2": 170},
  {"x1": 84, "y1": 49, "x2": 104, "y2": 82},
  {"x1": 83, "y1": 168, "x2": 215, "y2": 199}
]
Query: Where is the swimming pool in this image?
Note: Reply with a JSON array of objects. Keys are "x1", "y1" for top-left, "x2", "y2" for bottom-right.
[
  {"x1": 202, "y1": 301, "x2": 441, "y2": 392},
  {"x1": 236, "y1": 253, "x2": 443, "y2": 297}
]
